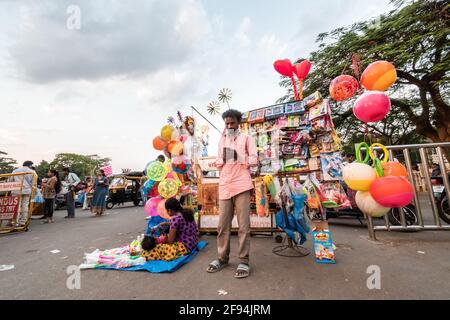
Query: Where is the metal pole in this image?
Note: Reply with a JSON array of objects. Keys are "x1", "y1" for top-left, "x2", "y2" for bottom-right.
[
  {"x1": 366, "y1": 214, "x2": 377, "y2": 241},
  {"x1": 191, "y1": 106, "x2": 222, "y2": 134},
  {"x1": 419, "y1": 148, "x2": 442, "y2": 227},
  {"x1": 437, "y1": 147, "x2": 450, "y2": 207},
  {"x1": 403, "y1": 148, "x2": 424, "y2": 227}
]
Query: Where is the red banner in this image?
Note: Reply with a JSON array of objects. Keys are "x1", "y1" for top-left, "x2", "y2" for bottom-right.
[{"x1": 0, "y1": 196, "x2": 20, "y2": 220}]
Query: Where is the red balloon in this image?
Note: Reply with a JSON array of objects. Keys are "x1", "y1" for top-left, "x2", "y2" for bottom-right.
[
  {"x1": 329, "y1": 75, "x2": 359, "y2": 101},
  {"x1": 353, "y1": 91, "x2": 391, "y2": 123},
  {"x1": 292, "y1": 60, "x2": 312, "y2": 80},
  {"x1": 370, "y1": 176, "x2": 414, "y2": 208},
  {"x1": 274, "y1": 59, "x2": 293, "y2": 77}
]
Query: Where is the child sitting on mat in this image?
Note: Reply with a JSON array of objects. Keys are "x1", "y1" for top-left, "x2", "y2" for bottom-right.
[{"x1": 141, "y1": 198, "x2": 198, "y2": 261}]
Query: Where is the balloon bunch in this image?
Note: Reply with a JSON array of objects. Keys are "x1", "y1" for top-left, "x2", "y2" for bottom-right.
[
  {"x1": 274, "y1": 59, "x2": 312, "y2": 101},
  {"x1": 146, "y1": 114, "x2": 198, "y2": 219},
  {"x1": 342, "y1": 142, "x2": 413, "y2": 218},
  {"x1": 329, "y1": 60, "x2": 397, "y2": 124}
]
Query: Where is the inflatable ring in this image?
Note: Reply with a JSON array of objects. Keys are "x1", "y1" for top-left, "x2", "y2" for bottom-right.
[
  {"x1": 373, "y1": 158, "x2": 385, "y2": 177},
  {"x1": 369, "y1": 143, "x2": 389, "y2": 163},
  {"x1": 356, "y1": 142, "x2": 370, "y2": 164}
]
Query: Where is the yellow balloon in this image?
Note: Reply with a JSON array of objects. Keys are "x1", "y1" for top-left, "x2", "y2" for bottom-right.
[
  {"x1": 161, "y1": 125, "x2": 175, "y2": 142},
  {"x1": 343, "y1": 163, "x2": 376, "y2": 191}
]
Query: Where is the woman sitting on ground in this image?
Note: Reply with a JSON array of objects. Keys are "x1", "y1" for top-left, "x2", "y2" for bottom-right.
[{"x1": 141, "y1": 198, "x2": 198, "y2": 261}]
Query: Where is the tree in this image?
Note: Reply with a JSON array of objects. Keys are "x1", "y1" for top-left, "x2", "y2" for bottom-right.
[
  {"x1": 49, "y1": 153, "x2": 111, "y2": 181},
  {"x1": 279, "y1": 0, "x2": 449, "y2": 156},
  {"x1": 0, "y1": 151, "x2": 17, "y2": 174},
  {"x1": 34, "y1": 160, "x2": 51, "y2": 179}
]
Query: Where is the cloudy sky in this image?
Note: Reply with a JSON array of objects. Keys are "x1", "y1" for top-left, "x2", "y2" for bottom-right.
[{"x1": 0, "y1": 0, "x2": 394, "y2": 172}]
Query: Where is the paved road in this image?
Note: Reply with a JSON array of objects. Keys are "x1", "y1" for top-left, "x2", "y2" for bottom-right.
[{"x1": 0, "y1": 202, "x2": 449, "y2": 300}]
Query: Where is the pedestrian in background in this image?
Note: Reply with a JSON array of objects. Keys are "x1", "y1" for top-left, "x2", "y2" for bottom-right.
[
  {"x1": 9, "y1": 161, "x2": 35, "y2": 227},
  {"x1": 91, "y1": 169, "x2": 110, "y2": 216},
  {"x1": 41, "y1": 169, "x2": 61, "y2": 224},
  {"x1": 62, "y1": 167, "x2": 81, "y2": 219}
]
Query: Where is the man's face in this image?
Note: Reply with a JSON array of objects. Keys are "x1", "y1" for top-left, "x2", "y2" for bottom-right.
[{"x1": 224, "y1": 117, "x2": 239, "y2": 131}]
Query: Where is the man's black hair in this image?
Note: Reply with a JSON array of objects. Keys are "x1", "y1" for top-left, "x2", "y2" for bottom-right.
[
  {"x1": 62, "y1": 167, "x2": 70, "y2": 172},
  {"x1": 222, "y1": 109, "x2": 243, "y2": 124},
  {"x1": 23, "y1": 161, "x2": 33, "y2": 167},
  {"x1": 346, "y1": 153, "x2": 356, "y2": 158}
]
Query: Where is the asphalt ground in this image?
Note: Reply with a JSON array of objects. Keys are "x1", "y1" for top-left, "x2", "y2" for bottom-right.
[{"x1": 0, "y1": 198, "x2": 449, "y2": 300}]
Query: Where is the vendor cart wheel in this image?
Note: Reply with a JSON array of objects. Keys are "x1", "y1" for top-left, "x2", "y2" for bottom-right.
[
  {"x1": 106, "y1": 201, "x2": 114, "y2": 210},
  {"x1": 133, "y1": 200, "x2": 140, "y2": 207},
  {"x1": 275, "y1": 235, "x2": 283, "y2": 243}
]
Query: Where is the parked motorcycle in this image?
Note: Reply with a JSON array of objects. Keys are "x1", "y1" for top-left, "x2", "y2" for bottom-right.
[
  {"x1": 326, "y1": 183, "x2": 419, "y2": 226},
  {"x1": 431, "y1": 174, "x2": 450, "y2": 224}
]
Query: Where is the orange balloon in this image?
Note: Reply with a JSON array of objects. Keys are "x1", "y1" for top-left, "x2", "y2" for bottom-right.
[
  {"x1": 157, "y1": 199, "x2": 171, "y2": 220},
  {"x1": 360, "y1": 61, "x2": 397, "y2": 91},
  {"x1": 380, "y1": 162, "x2": 408, "y2": 178},
  {"x1": 153, "y1": 136, "x2": 167, "y2": 151},
  {"x1": 167, "y1": 140, "x2": 184, "y2": 156}
]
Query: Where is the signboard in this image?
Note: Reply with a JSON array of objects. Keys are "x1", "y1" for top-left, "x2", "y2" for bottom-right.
[
  {"x1": 0, "y1": 196, "x2": 20, "y2": 220},
  {"x1": 197, "y1": 157, "x2": 218, "y2": 172},
  {"x1": 101, "y1": 165, "x2": 113, "y2": 177},
  {"x1": 0, "y1": 182, "x2": 22, "y2": 192}
]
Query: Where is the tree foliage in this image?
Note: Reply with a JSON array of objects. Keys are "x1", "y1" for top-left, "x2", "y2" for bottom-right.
[
  {"x1": 43, "y1": 153, "x2": 111, "y2": 181},
  {"x1": 279, "y1": 0, "x2": 449, "y2": 152},
  {"x1": 0, "y1": 151, "x2": 17, "y2": 174}
]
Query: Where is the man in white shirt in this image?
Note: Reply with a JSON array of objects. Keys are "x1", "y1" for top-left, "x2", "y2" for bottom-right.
[
  {"x1": 62, "y1": 167, "x2": 81, "y2": 219},
  {"x1": 10, "y1": 161, "x2": 36, "y2": 227}
]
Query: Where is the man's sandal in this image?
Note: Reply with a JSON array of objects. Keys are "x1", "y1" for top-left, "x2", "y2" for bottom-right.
[
  {"x1": 206, "y1": 260, "x2": 228, "y2": 273},
  {"x1": 235, "y1": 264, "x2": 250, "y2": 279}
]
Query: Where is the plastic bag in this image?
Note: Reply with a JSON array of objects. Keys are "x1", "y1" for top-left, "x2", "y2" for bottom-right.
[{"x1": 33, "y1": 189, "x2": 44, "y2": 204}]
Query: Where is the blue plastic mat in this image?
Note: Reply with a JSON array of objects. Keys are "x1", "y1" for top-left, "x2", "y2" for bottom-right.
[{"x1": 95, "y1": 240, "x2": 208, "y2": 273}]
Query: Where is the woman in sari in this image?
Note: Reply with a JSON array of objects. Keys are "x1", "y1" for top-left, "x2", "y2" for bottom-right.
[{"x1": 91, "y1": 170, "x2": 110, "y2": 216}]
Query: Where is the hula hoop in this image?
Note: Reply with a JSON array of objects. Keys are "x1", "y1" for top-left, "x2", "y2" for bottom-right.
[
  {"x1": 373, "y1": 158, "x2": 385, "y2": 177},
  {"x1": 356, "y1": 142, "x2": 370, "y2": 164},
  {"x1": 369, "y1": 143, "x2": 389, "y2": 163}
]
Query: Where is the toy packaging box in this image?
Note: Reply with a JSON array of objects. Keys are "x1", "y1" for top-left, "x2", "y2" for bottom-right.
[{"x1": 311, "y1": 220, "x2": 336, "y2": 264}]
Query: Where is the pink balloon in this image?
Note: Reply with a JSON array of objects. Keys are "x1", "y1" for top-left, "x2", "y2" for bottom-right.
[
  {"x1": 144, "y1": 197, "x2": 162, "y2": 217},
  {"x1": 353, "y1": 91, "x2": 391, "y2": 123},
  {"x1": 274, "y1": 59, "x2": 293, "y2": 77}
]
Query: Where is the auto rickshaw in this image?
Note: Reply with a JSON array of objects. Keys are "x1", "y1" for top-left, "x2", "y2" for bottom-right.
[{"x1": 106, "y1": 172, "x2": 143, "y2": 209}]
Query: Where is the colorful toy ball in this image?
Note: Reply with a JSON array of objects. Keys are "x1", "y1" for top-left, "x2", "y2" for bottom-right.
[
  {"x1": 353, "y1": 91, "x2": 391, "y2": 123},
  {"x1": 360, "y1": 61, "x2": 397, "y2": 91},
  {"x1": 329, "y1": 75, "x2": 359, "y2": 101},
  {"x1": 379, "y1": 162, "x2": 408, "y2": 178},
  {"x1": 144, "y1": 197, "x2": 162, "y2": 217},
  {"x1": 355, "y1": 191, "x2": 390, "y2": 218},
  {"x1": 370, "y1": 176, "x2": 414, "y2": 208},
  {"x1": 171, "y1": 155, "x2": 192, "y2": 174},
  {"x1": 342, "y1": 163, "x2": 377, "y2": 191},
  {"x1": 152, "y1": 136, "x2": 167, "y2": 151},
  {"x1": 161, "y1": 125, "x2": 175, "y2": 142},
  {"x1": 146, "y1": 161, "x2": 168, "y2": 181},
  {"x1": 158, "y1": 178, "x2": 179, "y2": 199},
  {"x1": 167, "y1": 140, "x2": 184, "y2": 156}
]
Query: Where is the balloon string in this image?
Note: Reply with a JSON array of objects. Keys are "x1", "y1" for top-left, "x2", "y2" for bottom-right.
[
  {"x1": 291, "y1": 77, "x2": 299, "y2": 101},
  {"x1": 299, "y1": 80, "x2": 304, "y2": 101}
]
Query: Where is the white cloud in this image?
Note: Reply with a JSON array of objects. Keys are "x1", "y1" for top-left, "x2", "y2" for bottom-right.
[
  {"x1": 233, "y1": 17, "x2": 252, "y2": 47},
  {"x1": 8, "y1": 0, "x2": 210, "y2": 83}
]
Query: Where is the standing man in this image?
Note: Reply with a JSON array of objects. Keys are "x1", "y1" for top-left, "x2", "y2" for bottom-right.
[
  {"x1": 62, "y1": 167, "x2": 81, "y2": 219},
  {"x1": 10, "y1": 161, "x2": 35, "y2": 227},
  {"x1": 207, "y1": 109, "x2": 258, "y2": 279}
]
